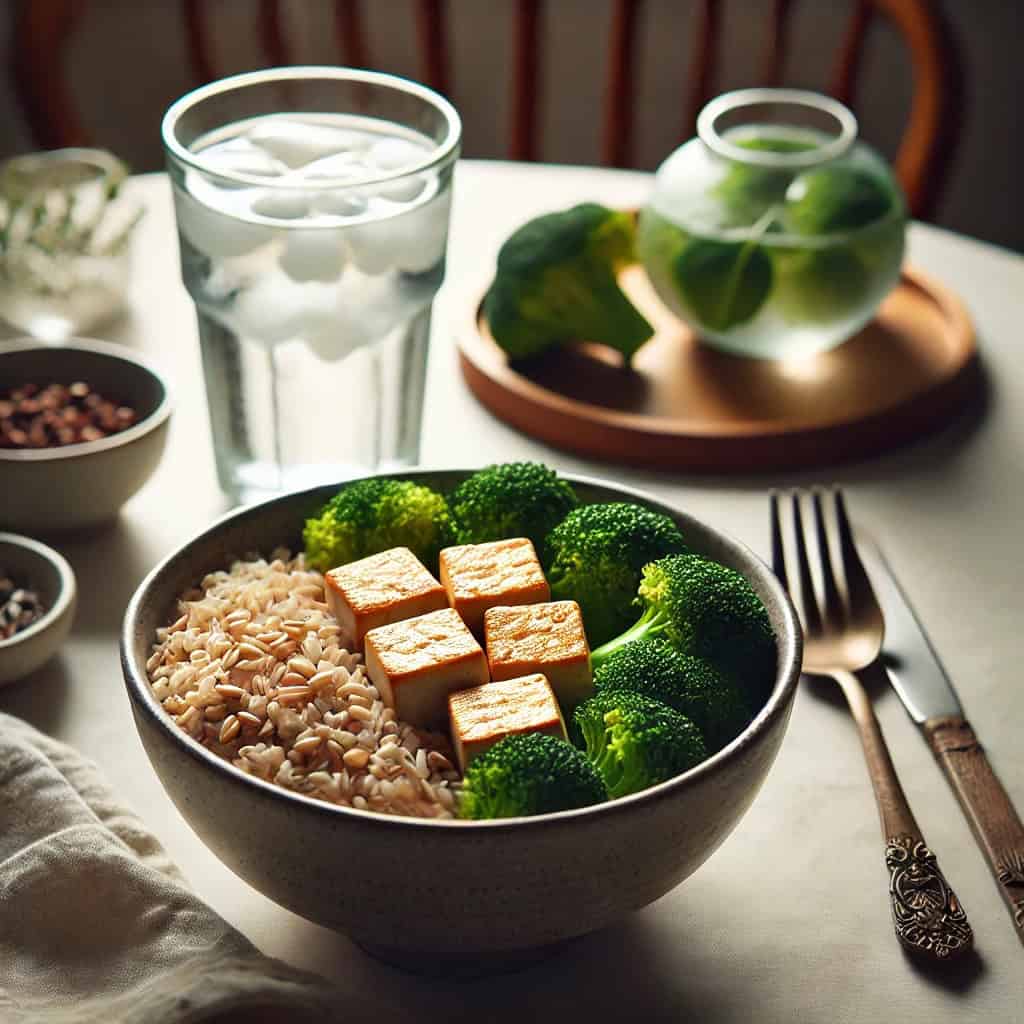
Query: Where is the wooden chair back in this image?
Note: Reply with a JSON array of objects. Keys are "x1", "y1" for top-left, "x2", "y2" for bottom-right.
[{"x1": 11, "y1": 0, "x2": 961, "y2": 218}]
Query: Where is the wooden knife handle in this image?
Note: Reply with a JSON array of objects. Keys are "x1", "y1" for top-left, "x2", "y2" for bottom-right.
[{"x1": 924, "y1": 714, "x2": 1024, "y2": 947}]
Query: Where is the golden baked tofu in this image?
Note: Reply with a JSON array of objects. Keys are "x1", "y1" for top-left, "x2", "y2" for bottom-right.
[
  {"x1": 439, "y1": 537, "x2": 550, "y2": 636},
  {"x1": 324, "y1": 546, "x2": 447, "y2": 649},
  {"x1": 447, "y1": 673, "x2": 566, "y2": 771},
  {"x1": 364, "y1": 607, "x2": 489, "y2": 727},
  {"x1": 484, "y1": 601, "x2": 593, "y2": 709}
]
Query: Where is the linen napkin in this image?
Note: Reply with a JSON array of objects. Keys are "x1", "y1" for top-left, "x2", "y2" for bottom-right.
[{"x1": 0, "y1": 713, "x2": 340, "y2": 1023}]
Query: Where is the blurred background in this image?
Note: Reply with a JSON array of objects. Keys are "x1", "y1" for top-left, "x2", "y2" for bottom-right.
[{"x1": 1, "y1": 0, "x2": 1021, "y2": 250}]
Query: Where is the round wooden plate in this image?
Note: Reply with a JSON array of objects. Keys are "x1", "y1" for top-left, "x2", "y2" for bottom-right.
[{"x1": 457, "y1": 265, "x2": 980, "y2": 472}]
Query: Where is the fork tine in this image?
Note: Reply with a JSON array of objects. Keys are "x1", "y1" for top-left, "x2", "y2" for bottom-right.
[
  {"x1": 813, "y1": 488, "x2": 845, "y2": 629},
  {"x1": 791, "y1": 491, "x2": 823, "y2": 636},
  {"x1": 769, "y1": 490, "x2": 788, "y2": 590},
  {"x1": 834, "y1": 488, "x2": 879, "y2": 626}
]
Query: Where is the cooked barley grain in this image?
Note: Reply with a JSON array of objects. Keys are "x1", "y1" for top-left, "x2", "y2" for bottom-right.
[{"x1": 147, "y1": 551, "x2": 458, "y2": 819}]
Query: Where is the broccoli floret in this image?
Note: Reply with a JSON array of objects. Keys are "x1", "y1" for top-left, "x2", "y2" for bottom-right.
[
  {"x1": 303, "y1": 478, "x2": 451, "y2": 572},
  {"x1": 544, "y1": 502, "x2": 689, "y2": 647},
  {"x1": 590, "y1": 553, "x2": 777, "y2": 709},
  {"x1": 574, "y1": 690, "x2": 706, "y2": 798},
  {"x1": 484, "y1": 202, "x2": 654, "y2": 365},
  {"x1": 593, "y1": 638, "x2": 753, "y2": 752},
  {"x1": 458, "y1": 733, "x2": 607, "y2": 819},
  {"x1": 448, "y1": 461, "x2": 579, "y2": 549}
]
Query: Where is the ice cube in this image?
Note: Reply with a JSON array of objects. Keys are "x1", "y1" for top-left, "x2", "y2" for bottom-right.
[
  {"x1": 373, "y1": 176, "x2": 426, "y2": 204},
  {"x1": 304, "y1": 322, "x2": 363, "y2": 363},
  {"x1": 250, "y1": 191, "x2": 310, "y2": 220},
  {"x1": 279, "y1": 229, "x2": 347, "y2": 283},
  {"x1": 298, "y1": 152, "x2": 371, "y2": 181},
  {"x1": 349, "y1": 188, "x2": 452, "y2": 275},
  {"x1": 232, "y1": 270, "x2": 338, "y2": 349},
  {"x1": 173, "y1": 184, "x2": 276, "y2": 259},
  {"x1": 397, "y1": 188, "x2": 451, "y2": 274},
  {"x1": 343, "y1": 213, "x2": 403, "y2": 276},
  {"x1": 247, "y1": 119, "x2": 368, "y2": 169},
  {"x1": 305, "y1": 267, "x2": 434, "y2": 361},
  {"x1": 197, "y1": 138, "x2": 289, "y2": 179},
  {"x1": 311, "y1": 191, "x2": 368, "y2": 218},
  {"x1": 368, "y1": 138, "x2": 428, "y2": 173}
]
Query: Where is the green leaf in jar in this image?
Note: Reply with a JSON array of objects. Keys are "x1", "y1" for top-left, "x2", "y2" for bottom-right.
[
  {"x1": 714, "y1": 135, "x2": 816, "y2": 227},
  {"x1": 773, "y1": 245, "x2": 870, "y2": 323},
  {"x1": 783, "y1": 167, "x2": 893, "y2": 235},
  {"x1": 673, "y1": 237, "x2": 773, "y2": 332}
]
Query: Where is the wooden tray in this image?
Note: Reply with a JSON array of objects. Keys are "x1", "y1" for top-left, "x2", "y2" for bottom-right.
[{"x1": 457, "y1": 265, "x2": 980, "y2": 472}]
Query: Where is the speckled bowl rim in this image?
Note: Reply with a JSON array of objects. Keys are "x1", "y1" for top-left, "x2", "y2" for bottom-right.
[
  {"x1": 0, "y1": 531, "x2": 76, "y2": 650},
  {"x1": 0, "y1": 338, "x2": 174, "y2": 463},
  {"x1": 122, "y1": 471, "x2": 802, "y2": 832}
]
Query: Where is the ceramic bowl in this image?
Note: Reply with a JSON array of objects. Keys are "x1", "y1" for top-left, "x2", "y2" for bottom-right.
[
  {"x1": 0, "y1": 339, "x2": 173, "y2": 532},
  {"x1": 0, "y1": 532, "x2": 76, "y2": 686},
  {"x1": 121, "y1": 471, "x2": 801, "y2": 968}
]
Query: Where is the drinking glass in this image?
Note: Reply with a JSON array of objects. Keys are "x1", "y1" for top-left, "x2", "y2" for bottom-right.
[
  {"x1": 0, "y1": 148, "x2": 138, "y2": 341},
  {"x1": 162, "y1": 67, "x2": 461, "y2": 502}
]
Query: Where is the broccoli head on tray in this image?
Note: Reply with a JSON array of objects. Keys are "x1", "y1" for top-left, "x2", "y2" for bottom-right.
[{"x1": 484, "y1": 202, "x2": 654, "y2": 364}]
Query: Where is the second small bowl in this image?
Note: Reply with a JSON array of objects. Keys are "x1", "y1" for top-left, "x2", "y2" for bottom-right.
[
  {"x1": 0, "y1": 532, "x2": 76, "y2": 686},
  {"x1": 0, "y1": 339, "x2": 173, "y2": 531}
]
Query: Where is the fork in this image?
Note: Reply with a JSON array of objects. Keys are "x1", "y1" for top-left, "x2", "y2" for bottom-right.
[{"x1": 770, "y1": 487, "x2": 973, "y2": 961}]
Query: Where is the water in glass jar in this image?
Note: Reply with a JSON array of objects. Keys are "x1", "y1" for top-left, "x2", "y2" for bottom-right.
[
  {"x1": 639, "y1": 124, "x2": 906, "y2": 360},
  {"x1": 173, "y1": 112, "x2": 452, "y2": 502}
]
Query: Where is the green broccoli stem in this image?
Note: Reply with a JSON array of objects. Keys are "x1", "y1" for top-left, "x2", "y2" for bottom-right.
[
  {"x1": 586, "y1": 714, "x2": 646, "y2": 799},
  {"x1": 465, "y1": 777, "x2": 514, "y2": 820},
  {"x1": 580, "y1": 713, "x2": 624, "y2": 795},
  {"x1": 604, "y1": 726, "x2": 647, "y2": 799},
  {"x1": 587, "y1": 280, "x2": 655, "y2": 365},
  {"x1": 590, "y1": 606, "x2": 668, "y2": 670},
  {"x1": 593, "y1": 743, "x2": 625, "y2": 797}
]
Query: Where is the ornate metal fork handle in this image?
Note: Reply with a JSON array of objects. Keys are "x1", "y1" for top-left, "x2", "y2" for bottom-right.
[
  {"x1": 829, "y1": 666, "x2": 973, "y2": 959},
  {"x1": 886, "y1": 836, "x2": 973, "y2": 960}
]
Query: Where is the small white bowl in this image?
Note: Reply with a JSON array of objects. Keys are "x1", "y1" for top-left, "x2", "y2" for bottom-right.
[
  {"x1": 0, "y1": 338, "x2": 173, "y2": 532},
  {"x1": 0, "y1": 532, "x2": 77, "y2": 686}
]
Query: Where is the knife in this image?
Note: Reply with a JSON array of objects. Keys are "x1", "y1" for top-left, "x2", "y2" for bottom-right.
[{"x1": 857, "y1": 534, "x2": 1024, "y2": 948}]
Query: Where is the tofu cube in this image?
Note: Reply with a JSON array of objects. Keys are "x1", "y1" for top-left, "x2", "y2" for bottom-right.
[
  {"x1": 324, "y1": 546, "x2": 447, "y2": 649},
  {"x1": 439, "y1": 537, "x2": 550, "y2": 636},
  {"x1": 484, "y1": 601, "x2": 593, "y2": 710},
  {"x1": 364, "y1": 608, "x2": 489, "y2": 727},
  {"x1": 448, "y1": 673, "x2": 567, "y2": 771}
]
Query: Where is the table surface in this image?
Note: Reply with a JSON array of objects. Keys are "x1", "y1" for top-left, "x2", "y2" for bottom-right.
[{"x1": 3, "y1": 161, "x2": 1023, "y2": 1022}]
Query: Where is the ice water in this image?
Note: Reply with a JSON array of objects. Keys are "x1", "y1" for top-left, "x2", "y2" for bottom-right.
[{"x1": 172, "y1": 112, "x2": 453, "y2": 501}]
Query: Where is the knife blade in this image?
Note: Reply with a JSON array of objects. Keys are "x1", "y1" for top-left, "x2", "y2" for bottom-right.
[
  {"x1": 855, "y1": 535, "x2": 962, "y2": 723},
  {"x1": 856, "y1": 532, "x2": 1024, "y2": 948}
]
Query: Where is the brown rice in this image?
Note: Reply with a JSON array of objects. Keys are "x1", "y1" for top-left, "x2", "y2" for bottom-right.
[{"x1": 146, "y1": 549, "x2": 460, "y2": 819}]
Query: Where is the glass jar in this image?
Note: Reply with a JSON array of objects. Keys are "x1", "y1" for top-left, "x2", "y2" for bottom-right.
[
  {"x1": 0, "y1": 148, "x2": 141, "y2": 342},
  {"x1": 638, "y1": 89, "x2": 906, "y2": 359}
]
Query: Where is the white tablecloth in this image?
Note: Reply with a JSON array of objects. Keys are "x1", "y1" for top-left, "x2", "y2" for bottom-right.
[{"x1": 3, "y1": 162, "x2": 1022, "y2": 1021}]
